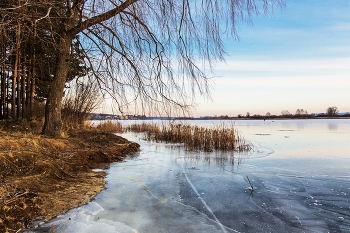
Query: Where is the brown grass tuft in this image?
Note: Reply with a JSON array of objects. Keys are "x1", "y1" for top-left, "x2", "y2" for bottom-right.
[{"x1": 94, "y1": 120, "x2": 123, "y2": 133}]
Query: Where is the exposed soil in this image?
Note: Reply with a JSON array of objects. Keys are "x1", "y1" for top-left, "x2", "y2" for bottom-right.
[{"x1": 0, "y1": 124, "x2": 139, "y2": 233}]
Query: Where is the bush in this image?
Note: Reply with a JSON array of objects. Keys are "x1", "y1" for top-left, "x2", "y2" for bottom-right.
[{"x1": 62, "y1": 80, "x2": 102, "y2": 129}]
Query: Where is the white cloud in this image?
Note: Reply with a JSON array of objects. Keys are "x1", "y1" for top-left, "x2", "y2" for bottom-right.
[
  {"x1": 327, "y1": 22, "x2": 350, "y2": 31},
  {"x1": 214, "y1": 57, "x2": 350, "y2": 73}
]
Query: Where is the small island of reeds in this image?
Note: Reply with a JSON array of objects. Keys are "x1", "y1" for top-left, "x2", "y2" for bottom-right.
[{"x1": 125, "y1": 122, "x2": 252, "y2": 153}]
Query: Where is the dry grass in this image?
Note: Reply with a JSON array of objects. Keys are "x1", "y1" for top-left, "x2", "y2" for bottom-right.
[
  {"x1": 0, "y1": 120, "x2": 139, "y2": 233},
  {"x1": 125, "y1": 122, "x2": 252, "y2": 152},
  {"x1": 93, "y1": 120, "x2": 123, "y2": 133}
]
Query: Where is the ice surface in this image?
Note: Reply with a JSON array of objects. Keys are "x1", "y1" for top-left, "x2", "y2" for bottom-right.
[
  {"x1": 27, "y1": 119, "x2": 350, "y2": 232},
  {"x1": 27, "y1": 201, "x2": 140, "y2": 233}
]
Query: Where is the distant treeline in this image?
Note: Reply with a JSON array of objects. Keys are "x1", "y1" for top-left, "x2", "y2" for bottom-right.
[
  {"x1": 176, "y1": 114, "x2": 350, "y2": 121},
  {"x1": 90, "y1": 107, "x2": 349, "y2": 121},
  {"x1": 176, "y1": 107, "x2": 349, "y2": 120}
]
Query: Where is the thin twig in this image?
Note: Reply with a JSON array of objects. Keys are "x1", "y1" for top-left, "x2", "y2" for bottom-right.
[{"x1": 246, "y1": 175, "x2": 254, "y2": 191}]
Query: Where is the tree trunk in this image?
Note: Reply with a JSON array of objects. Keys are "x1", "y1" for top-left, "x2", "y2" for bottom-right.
[
  {"x1": 12, "y1": 46, "x2": 19, "y2": 118},
  {"x1": 28, "y1": 45, "x2": 36, "y2": 118},
  {"x1": 12, "y1": 22, "x2": 21, "y2": 118},
  {"x1": 30, "y1": 68, "x2": 35, "y2": 117},
  {"x1": 26, "y1": 58, "x2": 31, "y2": 118},
  {"x1": 0, "y1": 46, "x2": 6, "y2": 119},
  {"x1": 16, "y1": 55, "x2": 21, "y2": 118},
  {"x1": 41, "y1": 32, "x2": 72, "y2": 137},
  {"x1": 21, "y1": 58, "x2": 26, "y2": 118},
  {"x1": 0, "y1": 65, "x2": 5, "y2": 120}
]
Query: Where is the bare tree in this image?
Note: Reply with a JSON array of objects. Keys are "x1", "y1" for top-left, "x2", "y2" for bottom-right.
[
  {"x1": 281, "y1": 110, "x2": 291, "y2": 117},
  {"x1": 2, "y1": 0, "x2": 285, "y2": 136},
  {"x1": 326, "y1": 106, "x2": 339, "y2": 117},
  {"x1": 1, "y1": 0, "x2": 47, "y2": 120},
  {"x1": 295, "y1": 108, "x2": 307, "y2": 116},
  {"x1": 62, "y1": 79, "x2": 102, "y2": 126}
]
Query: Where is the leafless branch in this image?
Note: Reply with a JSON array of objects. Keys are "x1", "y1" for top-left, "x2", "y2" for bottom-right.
[{"x1": 35, "y1": 7, "x2": 52, "y2": 24}]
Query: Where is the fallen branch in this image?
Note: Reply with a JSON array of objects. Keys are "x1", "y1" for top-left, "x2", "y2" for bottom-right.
[{"x1": 2, "y1": 190, "x2": 37, "y2": 206}]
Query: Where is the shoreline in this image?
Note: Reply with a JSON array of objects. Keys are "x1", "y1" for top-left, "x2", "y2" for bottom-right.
[
  {"x1": 0, "y1": 127, "x2": 139, "y2": 232},
  {"x1": 173, "y1": 117, "x2": 350, "y2": 121}
]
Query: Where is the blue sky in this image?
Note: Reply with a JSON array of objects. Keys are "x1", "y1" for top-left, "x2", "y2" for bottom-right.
[{"x1": 194, "y1": 0, "x2": 350, "y2": 116}]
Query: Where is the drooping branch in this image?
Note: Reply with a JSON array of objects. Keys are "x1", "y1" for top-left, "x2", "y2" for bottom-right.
[
  {"x1": 1, "y1": 0, "x2": 286, "y2": 132},
  {"x1": 72, "y1": 0, "x2": 139, "y2": 34}
]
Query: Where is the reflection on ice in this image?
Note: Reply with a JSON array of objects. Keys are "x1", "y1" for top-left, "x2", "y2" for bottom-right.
[{"x1": 27, "y1": 120, "x2": 350, "y2": 232}]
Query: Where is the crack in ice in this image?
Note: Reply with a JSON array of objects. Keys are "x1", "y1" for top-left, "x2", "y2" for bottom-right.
[{"x1": 179, "y1": 162, "x2": 240, "y2": 233}]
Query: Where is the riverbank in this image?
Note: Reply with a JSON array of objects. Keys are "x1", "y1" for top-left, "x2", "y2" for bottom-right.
[{"x1": 0, "y1": 121, "x2": 139, "y2": 232}]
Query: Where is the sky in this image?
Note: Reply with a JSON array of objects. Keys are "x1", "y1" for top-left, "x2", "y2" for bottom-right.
[{"x1": 193, "y1": 0, "x2": 350, "y2": 117}]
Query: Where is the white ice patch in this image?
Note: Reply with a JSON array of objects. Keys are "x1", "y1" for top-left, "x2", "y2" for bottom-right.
[
  {"x1": 92, "y1": 168, "x2": 105, "y2": 172},
  {"x1": 26, "y1": 202, "x2": 138, "y2": 233}
]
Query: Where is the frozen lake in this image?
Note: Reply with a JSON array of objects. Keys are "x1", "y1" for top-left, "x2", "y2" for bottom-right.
[{"x1": 27, "y1": 119, "x2": 350, "y2": 232}]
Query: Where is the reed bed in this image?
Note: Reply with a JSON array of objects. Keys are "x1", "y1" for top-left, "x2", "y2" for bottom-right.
[
  {"x1": 125, "y1": 122, "x2": 252, "y2": 153},
  {"x1": 94, "y1": 120, "x2": 123, "y2": 133}
]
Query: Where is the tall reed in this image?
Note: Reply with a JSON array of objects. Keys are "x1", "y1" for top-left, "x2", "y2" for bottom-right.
[
  {"x1": 125, "y1": 122, "x2": 252, "y2": 153},
  {"x1": 95, "y1": 120, "x2": 123, "y2": 133}
]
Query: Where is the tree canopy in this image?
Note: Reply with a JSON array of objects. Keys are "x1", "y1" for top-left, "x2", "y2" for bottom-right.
[
  {"x1": 1, "y1": 0, "x2": 285, "y2": 136},
  {"x1": 326, "y1": 106, "x2": 339, "y2": 117}
]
